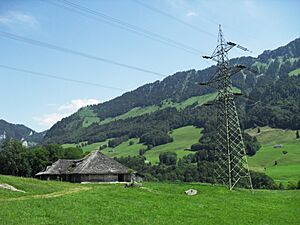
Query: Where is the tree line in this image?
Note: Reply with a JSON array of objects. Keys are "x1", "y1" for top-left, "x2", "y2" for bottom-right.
[{"x1": 0, "y1": 139, "x2": 83, "y2": 177}]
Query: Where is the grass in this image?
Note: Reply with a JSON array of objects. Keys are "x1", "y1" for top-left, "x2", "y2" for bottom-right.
[
  {"x1": 102, "y1": 138, "x2": 145, "y2": 158},
  {"x1": 0, "y1": 175, "x2": 299, "y2": 225},
  {"x1": 144, "y1": 126, "x2": 202, "y2": 164},
  {"x1": 62, "y1": 140, "x2": 110, "y2": 152},
  {"x1": 247, "y1": 127, "x2": 300, "y2": 184},
  {"x1": 289, "y1": 68, "x2": 300, "y2": 76},
  {"x1": 78, "y1": 107, "x2": 100, "y2": 127}
]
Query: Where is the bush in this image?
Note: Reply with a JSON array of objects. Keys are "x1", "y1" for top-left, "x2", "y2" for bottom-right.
[
  {"x1": 243, "y1": 133, "x2": 261, "y2": 156},
  {"x1": 287, "y1": 181, "x2": 297, "y2": 190},
  {"x1": 99, "y1": 144, "x2": 107, "y2": 150},
  {"x1": 139, "y1": 149, "x2": 146, "y2": 156},
  {"x1": 278, "y1": 182, "x2": 285, "y2": 190},
  {"x1": 159, "y1": 152, "x2": 177, "y2": 165},
  {"x1": 250, "y1": 171, "x2": 276, "y2": 189},
  {"x1": 140, "y1": 130, "x2": 173, "y2": 147},
  {"x1": 61, "y1": 147, "x2": 83, "y2": 159},
  {"x1": 108, "y1": 136, "x2": 129, "y2": 148}
]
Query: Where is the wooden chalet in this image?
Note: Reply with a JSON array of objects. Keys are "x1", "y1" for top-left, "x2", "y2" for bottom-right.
[{"x1": 36, "y1": 151, "x2": 131, "y2": 183}]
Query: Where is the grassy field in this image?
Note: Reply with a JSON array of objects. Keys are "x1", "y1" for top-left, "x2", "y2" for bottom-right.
[
  {"x1": 0, "y1": 175, "x2": 299, "y2": 225},
  {"x1": 102, "y1": 138, "x2": 145, "y2": 158},
  {"x1": 288, "y1": 68, "x2": 300, "y2": 76},
  {"x1": 247, "y1": 127, "x2": 300, "y2": 184},
  {"x1": 78, "y1": 107, "x2": 100, "y2": 128},
  {"x1": 62, "y1": 140, "x2": 109, "y2": 152},
  {"x1": 144, "y1": 126, "x2": 202, "y2": 164}
]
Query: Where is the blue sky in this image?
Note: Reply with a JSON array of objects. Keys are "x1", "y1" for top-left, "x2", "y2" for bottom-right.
[{"x1": 0, "y1": 0, "x2": 299, "y2": 132}]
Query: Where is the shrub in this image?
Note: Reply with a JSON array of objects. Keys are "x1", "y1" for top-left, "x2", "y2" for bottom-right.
[
  {"x1": 159, "y1": 152, "x2": 177, "y2": 165},
  {"x1": 140, "y1": 130, "x2": 173, "y2": 147}
]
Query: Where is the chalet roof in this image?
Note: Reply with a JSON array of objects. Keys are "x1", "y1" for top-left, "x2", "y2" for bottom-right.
[{"x1": 36, "y1": 151, "x2": 130, "y2": 176}]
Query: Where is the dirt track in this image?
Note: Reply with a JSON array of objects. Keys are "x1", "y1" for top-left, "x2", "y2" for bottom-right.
[{"x1": 0, "y1": 186, "x2": 92, "y2": 202}]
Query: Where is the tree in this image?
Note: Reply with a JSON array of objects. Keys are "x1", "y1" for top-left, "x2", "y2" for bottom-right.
[
  {"x1": 0, "y1": 139, "x2": 31, "y2": 176},
  {"x1": 159, "y1": 152, "x2": 177, "y2": 165},
  {"x1": 140, "y1": 130, "x2": 173, "y2": 147},
  {"x1": 243, "y1": 133, "x2": 261, "y2": 156},
  {"x1": 27, "y1": 146, "x2": 49, "y2": 176},
  {"x1": 61, "y1": 147, "x2": 83, "y2": 159}
]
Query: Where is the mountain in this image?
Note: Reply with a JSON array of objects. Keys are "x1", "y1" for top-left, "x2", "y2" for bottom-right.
[
  {"x1": 44, "y1": 37, "x2": 300, "y2": 144},
  {"x1": 0, "y1": 119, "x2": 45, "y2": 146}
]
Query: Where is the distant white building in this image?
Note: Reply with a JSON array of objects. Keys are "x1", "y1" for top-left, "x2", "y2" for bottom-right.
[
  {"x1": 22, "y1": 141, "x2": 28, "y2": 148},
  {"x1": 0, "y1": 131, "x2": 6, "y2": 140}
]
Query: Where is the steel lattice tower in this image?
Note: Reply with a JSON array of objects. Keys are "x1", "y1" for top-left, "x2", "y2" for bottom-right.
[{"x1": 201, "y1": 25, "x2": 253, "y2": 190}]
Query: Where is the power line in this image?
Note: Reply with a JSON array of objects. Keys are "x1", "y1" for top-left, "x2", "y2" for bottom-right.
[
  {"x1": 0, "y1": 64, "x2": 126, "y2": 91},
  {"x1": 48, "y1": 0, "x2": 207, "y2": 56},
  {"x1": 132, "y1": 0, "x2": 217, "y2": 38},
  {"x1": 132, "y1": 1, "x2": 255, "y2": 55},
  {"x1": 0, "y1": 30, "x2": 166, "y2": 78}
]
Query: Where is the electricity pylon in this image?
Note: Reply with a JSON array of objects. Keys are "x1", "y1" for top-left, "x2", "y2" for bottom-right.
[{"x1": 200, "y1": 25, "x2": 253, "y2": 190}]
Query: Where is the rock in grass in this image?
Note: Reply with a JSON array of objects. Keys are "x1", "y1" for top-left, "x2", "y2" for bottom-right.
[
  {"x1": 185, "y1": 189, "x2": 197, "y2": 196},
  {"x1": 0, "y1": 183, "x2": 25, "y2": 193}
]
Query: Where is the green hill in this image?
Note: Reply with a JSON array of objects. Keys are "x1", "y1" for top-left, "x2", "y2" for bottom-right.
[
  {"x1": 247, "y1": 127, "x2": 300, "y2": 184},
  {"x1": 0, "y1": 175, "x2": 299, "y2": 225}
]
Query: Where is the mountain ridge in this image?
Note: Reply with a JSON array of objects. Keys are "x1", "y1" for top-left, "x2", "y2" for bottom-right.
[
  {"x1": 41, "y1": 37, "x2": 300, "y2": 144},
  {"x1": 0, "y1": 119, "x2": 45, "y2": 145}
]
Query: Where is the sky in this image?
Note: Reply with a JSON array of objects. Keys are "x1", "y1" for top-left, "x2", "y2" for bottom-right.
[{"x1": 0, "y1": 0, "x2": 299, "y2": 132}]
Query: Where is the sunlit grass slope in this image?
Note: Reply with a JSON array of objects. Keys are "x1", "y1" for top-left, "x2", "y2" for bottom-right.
[
  {"x1": 0, "y1": 175, "x2": 299, "y2": 225},
  {"x1": 144, "y1": 126, "x2": 202, "y2": 164},
  {"x1": 62, "y1": 126, "x2": 202, "y2": 164},
  {"x1": 247, "y1": 127, "x2": 300, "y2": 183}
]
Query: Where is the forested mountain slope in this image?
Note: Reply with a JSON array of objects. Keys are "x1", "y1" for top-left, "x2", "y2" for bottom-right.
[
  {"x1": 44, "y1": 37, "x2": 300, "y2": 144},
  {"x1": 0, "y1": 119, "x2": 45, "y2": 145}
]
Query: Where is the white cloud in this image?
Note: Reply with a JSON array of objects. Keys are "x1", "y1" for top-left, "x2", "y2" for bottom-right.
[
  {"x1": 57, "y1": 99, "x2": 100, "y2": 112},
  {"x1": 33, "y1": 99, "x2": 101, "y2": 129},
  {"x1": 186, "y1": 11, "x2": 198, "y2": 18},
  {"x1": 0, "y1": 11, "x2": 38, "y2": 28}
]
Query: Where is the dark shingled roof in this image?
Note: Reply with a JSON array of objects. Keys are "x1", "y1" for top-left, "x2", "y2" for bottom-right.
[{"x1": 36, "y1": 151, "x2": 130, "y2": 176}]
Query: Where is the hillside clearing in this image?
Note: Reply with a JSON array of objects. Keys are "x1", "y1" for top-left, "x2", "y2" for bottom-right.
[
  {"x1": 144, "y1": 126, "x2": 202, "y2": 164},
  {"x1": 0, "y1": 175, "x2": 299, "y2": 225},
  {"x1": 247, "y1": 127, "x2": 300, "y2": 184},
  {"x1": 289, "y1": 68, "x2": 300, "y2": 76},
  {"x1": 62, "y1": 126, "x2": 202, "y2": 164}
]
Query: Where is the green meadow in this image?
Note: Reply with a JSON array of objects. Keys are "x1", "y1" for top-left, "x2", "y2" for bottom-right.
[
  {"x1": 247, "y1": 127, "x2": 300, "y2": 184},
  {"x1": 63, "y1": 125, "x2": 202, "y2": 164},
  {"x1": 0, "y1": 175, "x2": 299, "y2": 225}
]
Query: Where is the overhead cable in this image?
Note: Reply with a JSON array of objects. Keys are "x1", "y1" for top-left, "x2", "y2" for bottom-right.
[
  {"x1": 0, "y1": 64, "x2": 126, "y2": 91},
  {"x1": 0, "y1": 30, "x2": 166, "y2": 78}
]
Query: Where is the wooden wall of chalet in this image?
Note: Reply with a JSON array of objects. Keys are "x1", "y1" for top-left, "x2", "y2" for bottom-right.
[{"x1": 37, "y1": 173, "x2": 131, "y2": 183}]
